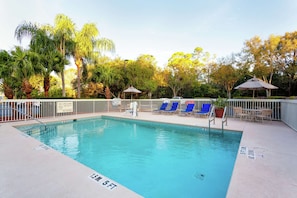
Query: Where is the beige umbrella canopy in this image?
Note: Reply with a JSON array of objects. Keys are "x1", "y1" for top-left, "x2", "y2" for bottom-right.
[
  {"x1": 123, "y1": 86, "x2": 141, "y2": 99},
  {"x1": 234, "y1": 76, "x2": 278, "y2": 98}
]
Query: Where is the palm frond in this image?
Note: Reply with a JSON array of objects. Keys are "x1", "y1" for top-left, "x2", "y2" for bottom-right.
[{"x1": 15, "y1": 21, "x2": 38, "y2": 43}]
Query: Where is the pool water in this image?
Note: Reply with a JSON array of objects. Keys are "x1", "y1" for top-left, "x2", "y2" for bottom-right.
[{"x1": 19, "y1": 116, "x2": 242, "y2": 198}]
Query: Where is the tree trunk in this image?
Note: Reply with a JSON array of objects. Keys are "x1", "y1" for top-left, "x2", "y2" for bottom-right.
[
  {"x1": 22, "y1": 79, "x2": 32, "y2": 99},
  {"x1": 171, "y1": 87, "x2": 177, "y2": 98},
  {"x1": 4, "y1": 84, "x2": 14, "y2": 99},
  {"x1": 105, "y1": 86, "x2": 111, "y2": 99},
  {"x1": 75, "y1": 58, "x2": 83, "y2": 98},
  {"x1": 288, "y1": 75, "x2": 294, "y2": 97},
  {"x1": 77, "y1": 67, "x2": 81, "y2": 98},
  {"x1": 44, "y1": 75, "x2": 50, "y2": 97},
  {"x1": 60, "y1": 39, "x2": 66, "y2": 97},
  {"x1": 266, "y1": 73, "x2": 273, "y2": 97},
  {"x1": 227, "y1": 90, "x2": 231, "y2": 99},
  {"x1": 61, "y1": 69, "x2": 66, "y2": 97}
]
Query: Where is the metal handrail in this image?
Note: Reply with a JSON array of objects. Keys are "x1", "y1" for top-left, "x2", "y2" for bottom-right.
[
  {"x1": 11, "y1": 107, "x2": 47, "y2": 131},
  {"x1": 221, "y1": 106, "x2": 228, "y2": 134},
  {"x1": 208, "y1": 106, "x2": 227, "y2": 134},
  {"x1": 208, "y1": 106, "x2": 215, "y2": 133}
]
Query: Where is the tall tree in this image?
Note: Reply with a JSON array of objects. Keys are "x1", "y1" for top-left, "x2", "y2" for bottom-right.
[
  {"x1": 192, "y1": 47, "x2": 214, "y2": 83},
  {"x1": 91, "y1": 61, "x2": 119, "y2": 99},
  {"x1": 278, "y1": 31, "x2": 297, "y2": 96},
  {"x1": 29, "y1": 28, "x2": 66, "y2": 97},
  {"x1": 166, "y1": 51, "x2": 199, "y2": 97},
  {"x1": 72, "y1": 23, "x2": 115, "y2": 98},
  {"x1": 15, "y1": 21, "x2": 67, "y2": 97},
  {"x1": 211, "y1": 64, "x2": 238, "y2": 99},
  {"x1": 130, "y1": 55, "x2": 158, "y2": 98},
  {"x1": 244, "y1": 35, "x2": 281, "y2": 97},
  {"x1": 43, "y1": 14, "x2": 76, "y2": 97}
]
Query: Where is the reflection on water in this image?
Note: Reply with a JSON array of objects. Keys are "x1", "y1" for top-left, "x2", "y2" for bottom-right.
[{"x1": 17, "y1": 117, "x2": 242, "y2": 198}]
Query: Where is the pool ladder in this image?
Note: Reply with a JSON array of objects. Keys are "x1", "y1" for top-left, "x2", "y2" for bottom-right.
[
  {"x1": 208, "y1": 106, "x2": 227, "y2": 134},
  {"x1": 12, "y1": 107, "x2": 47, "y2": 131},
  {"x1": 221, "y1": 106, "x2": 228, "y2": 133}
]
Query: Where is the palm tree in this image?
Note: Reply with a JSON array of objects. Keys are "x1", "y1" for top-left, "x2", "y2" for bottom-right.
[
  {"x1": 73, "y1": 23, "x2": 115, "y2": 98},
  {"x1": 15, "y1": 21, "x2": 38, "y2": 42},
  {"x1": 10, "y1": 46, "x2": 39, "y2": 99},
  {"x1": 15, "y1": 21, "x2": 67, "y2": 98},
  {"x1": 43, "y1": 14, "x2": 76, "y2": 97},
  {"x1": 43, "y1": 51, "x2": 67, "y2": 97},
  {"x1": 15, "y1": 22, "x2": 42, "y2": 99},
  {"x1": 29, "y1": 28, "x2": 67, "y2": 97}
]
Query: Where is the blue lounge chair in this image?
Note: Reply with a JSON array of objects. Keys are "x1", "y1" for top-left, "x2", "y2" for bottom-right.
[
  {"x1": 179, "y1": 103, "x2": 195, "y2": 116},
  {"x1": 152, "y1": 102, "x2": 169, "y2": 114},
  {"x1": 162, "y1": 102, "x2": 179, "y2": 114},
  {"x1": 196, "y1": 103, "x2": 211, "y2": 117}
]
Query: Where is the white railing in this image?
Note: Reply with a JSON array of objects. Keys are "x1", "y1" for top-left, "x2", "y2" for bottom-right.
[
  {"x1": 227, "y1": 99, "x2": 282, "y2": 120},
  {"x1": 0, "y1": 98, "x2": 295, "y2": 131},
  {"x1": 0, "y1": 99, "x2": 122, "y2": 122}
]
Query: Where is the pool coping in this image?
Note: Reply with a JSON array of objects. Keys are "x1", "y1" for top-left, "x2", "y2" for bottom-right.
[{"x1": 1, "y1": 112, "x2": 297, "y2": 197}]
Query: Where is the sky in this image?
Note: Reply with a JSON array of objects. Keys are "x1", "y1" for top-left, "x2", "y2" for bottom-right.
[{"x1": 1, "y1": 0, "x2": 297, "y2": 67}]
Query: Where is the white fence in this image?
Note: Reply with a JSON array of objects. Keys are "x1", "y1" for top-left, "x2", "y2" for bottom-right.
[
  {"x1": 139, "y1": 99, "x2": 282, "y2": 120},
  {"x1": 0, "y1": 98, "x2": 295, "y2": 130}
]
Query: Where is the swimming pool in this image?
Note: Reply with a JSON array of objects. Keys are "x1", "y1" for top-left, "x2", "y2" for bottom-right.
[{"x1": 18, "y1": 116, "x2": 242, "y2": 198}]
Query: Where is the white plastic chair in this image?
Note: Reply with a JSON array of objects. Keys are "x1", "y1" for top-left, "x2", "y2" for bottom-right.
[
  {"x1": 256, "y1": 109, "x2": 272, "y2": 122},
  {"x1": 233, "y1": 107, "x2": 249, "y2": 120}
]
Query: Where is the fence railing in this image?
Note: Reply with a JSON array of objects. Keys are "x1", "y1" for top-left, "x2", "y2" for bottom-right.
[
  {"x1": 227, "y1": 99, "x2": 282, "y2": 120},
  {"x1": 0, "y1": 99, "x2": 118, "y2": 122},
  {"x1": 0, "y1": 98, "x2": 294, "y2": 130},
  {"x1": 0, "y1": 98, "x2": 297, "y2": 131},
  {"x1": 137, "y1": 98, "x2": 282, "y2": 120},
  {"x1": 0, "y1": 98, "x2": 283, "y2": 120}
]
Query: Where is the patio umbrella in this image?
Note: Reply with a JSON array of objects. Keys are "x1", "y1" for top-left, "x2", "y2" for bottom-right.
[
  {"x1": 123, "y1": 86, "x2": 141, "y2": 100},
  {"x1": 234, "y1": 76, "x2": 278, "y2": 98}
]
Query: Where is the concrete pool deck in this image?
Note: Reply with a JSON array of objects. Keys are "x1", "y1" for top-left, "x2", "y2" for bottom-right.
[{"x1": 1, "y1": 112, "x2": 297, "y2": 197}]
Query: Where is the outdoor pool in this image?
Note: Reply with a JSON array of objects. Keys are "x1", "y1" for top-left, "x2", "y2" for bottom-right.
[{"x1": 17, "y1": 116, "x2": 242, "y2": 198}]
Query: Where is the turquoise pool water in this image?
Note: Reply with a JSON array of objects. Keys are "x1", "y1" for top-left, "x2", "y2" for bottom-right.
[{"x1": 18, "y1": 116, "x2": 242, "y2": 198}]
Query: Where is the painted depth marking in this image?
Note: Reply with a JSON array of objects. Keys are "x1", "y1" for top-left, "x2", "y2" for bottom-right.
[
  {"x1": 240, "y1": 146, "x2": 247, "y2": 155},
  {"x1": 248, "y1": 149, "x2": 255, "y2": 159},
  {"x1": 89, "y1": 173, "x2": 118, "y2": 191},
  {"x1": 240, "y1": 146, "x2": 257, "y2": 160}
]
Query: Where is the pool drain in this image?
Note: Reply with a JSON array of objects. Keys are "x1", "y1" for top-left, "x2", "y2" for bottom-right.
[{"x1": 194, "y1": 172, "x2": 205, "y2": 180}]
